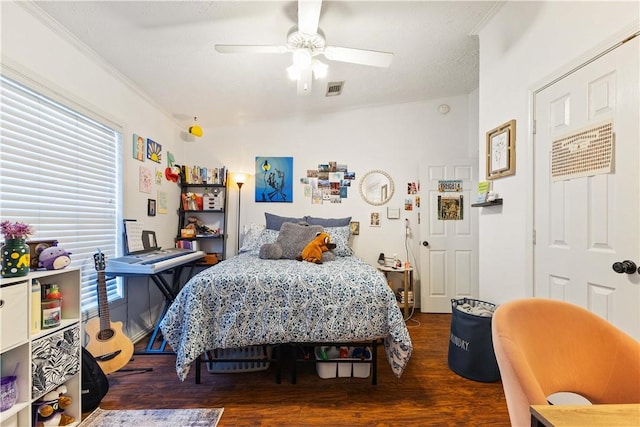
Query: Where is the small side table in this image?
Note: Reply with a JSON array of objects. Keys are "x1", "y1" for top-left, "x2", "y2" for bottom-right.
[{"x1": 377, "y1": 265, "x2": 414, "y2": 319}]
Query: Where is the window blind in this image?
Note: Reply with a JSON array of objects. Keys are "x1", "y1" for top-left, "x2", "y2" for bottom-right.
[{"x1": 0, "y1": 75, "x2": 122, "y2": 311}]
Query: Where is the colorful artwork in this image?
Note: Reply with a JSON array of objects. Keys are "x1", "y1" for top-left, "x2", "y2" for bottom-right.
[
  {"x1": 157, "y1": 190, "x2": 167, "y2": 214},
  {"x1": 139, "y1": 166, "x2": 152, "y2": 194},
  {"x1": 438, "y1": 195, "x2": 463, "y2": 220},
  {"x1": 133, "y1": 134, "x2": 145, "y2": 161},
  {"x1": 146, "y1": 138, "x2": 162, "y2": 163},
  {"x1": 301, "y1": 160, "x2": 353, "y2": 204},
  {"x1": 255, "y1": 157, "x2": 293, "y2": 203}
]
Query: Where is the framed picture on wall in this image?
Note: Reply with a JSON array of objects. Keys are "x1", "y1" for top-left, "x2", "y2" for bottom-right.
[
  {"x1": 147, "y1": 199, "x2": 156, "y2": 216},
  {"x1": 486, "y1": 119, "x2": 516, "y2": 180}
]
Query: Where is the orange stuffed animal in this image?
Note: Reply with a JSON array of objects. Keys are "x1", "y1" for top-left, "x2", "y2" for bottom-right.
[{"x1": 296, "y1": 231, "x2": 336, "y2": 264}]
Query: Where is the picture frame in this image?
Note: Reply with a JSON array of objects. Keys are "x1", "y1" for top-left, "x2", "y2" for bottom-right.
[
  {"x1": 486, "y1": 119, "x2": 516, "y2": 180},
  {"x1": 349, "y1": 221, "x2": 360, "y2": 235},
  {"x1": 147, "y1": 199, "x2": 156, "y2": 216},
  {"x1": 387, "y1": 207, "x2": 401, "y2": 219}
]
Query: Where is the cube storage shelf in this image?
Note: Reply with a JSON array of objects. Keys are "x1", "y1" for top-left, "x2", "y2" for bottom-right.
[{"x1": 0, "y1": 268, "x2": 81, "y2": 427}]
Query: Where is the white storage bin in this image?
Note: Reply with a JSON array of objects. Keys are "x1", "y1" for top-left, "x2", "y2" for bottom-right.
[
  {"x1": 314, "y1": 346, "x2": 372, "y2": 379},
  {"x1": 0, "y1": 281, "x2": 28, "y2": 350}
]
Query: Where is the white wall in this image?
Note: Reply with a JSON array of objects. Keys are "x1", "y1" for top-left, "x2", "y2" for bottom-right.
[
  {"x1": 476, "y1": 1, "x2": 639, "y2": 304},
  {"x1": 188, "y1": 94, "x2": 474, "y2": 269},
  {"x1": 1, "y1": 2, "x2": 191, "y2": 341}
]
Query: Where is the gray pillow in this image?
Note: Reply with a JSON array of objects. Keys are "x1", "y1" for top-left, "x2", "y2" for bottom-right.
[
  {"x1": 259, "y1": 242, "x2": 283, "y2": 259},
  {"x1": 265, "y1": 212, "x2": 307, "y2": 230},
  {"x1": 276, "y1": 222, "x2": 324, "y2": 259},
  {"x1": 304, "y1": 216, "x2": 352, "y2": 227}
]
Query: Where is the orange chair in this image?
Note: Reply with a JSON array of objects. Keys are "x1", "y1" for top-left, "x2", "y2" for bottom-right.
[{"x1": 492, "y1": 298, "x2": 640, "y2": 427}]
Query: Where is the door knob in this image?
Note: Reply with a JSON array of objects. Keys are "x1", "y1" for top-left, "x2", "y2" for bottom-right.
[
  {"x1": 612, "y1": 260, "x2": 637, "y2": 274},
  {"x1": 422, "y1": 241, "x2": 429, "y2": 247}
]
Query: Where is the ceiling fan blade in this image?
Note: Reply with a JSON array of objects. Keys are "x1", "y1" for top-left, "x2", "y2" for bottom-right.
[
  {"x1": 215, "y1": 45, "x2": 288, "y2": 54},
  {"x1": 323, "y1": 46, "x2": 394, "y2": 68},
  {"x1": 297, "y1": 68, "x2": 313, "y2": 96},
  {"x1": 298, "y1": 0, "x2": 322, "y2": 35}
]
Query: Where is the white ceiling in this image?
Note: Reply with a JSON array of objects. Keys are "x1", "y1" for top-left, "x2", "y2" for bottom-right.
[{"x1": 33, "y1": 1, "x2": 500, "y2": 129}]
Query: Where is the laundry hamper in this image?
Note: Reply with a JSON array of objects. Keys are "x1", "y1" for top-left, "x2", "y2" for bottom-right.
[{"x1": 447, "y1": 298, "x2": 500, "y2": 382}]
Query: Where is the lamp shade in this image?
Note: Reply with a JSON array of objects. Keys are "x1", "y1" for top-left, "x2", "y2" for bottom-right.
[{"x1": 189, "y1": 124, "x2": 203, "y2": 137}]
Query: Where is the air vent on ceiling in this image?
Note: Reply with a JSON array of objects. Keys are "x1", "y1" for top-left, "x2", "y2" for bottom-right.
[{"x1": 326, "y1": 81, "x2": 344, "y2": 97}]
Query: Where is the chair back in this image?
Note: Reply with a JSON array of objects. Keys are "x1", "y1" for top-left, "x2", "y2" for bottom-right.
[{"x1": 492, "y1": 298, "x2": 640, "y2": 427}]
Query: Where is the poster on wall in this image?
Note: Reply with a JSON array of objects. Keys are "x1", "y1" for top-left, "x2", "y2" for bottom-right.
[
  {"x1": 300, "y1": 161, "x2": 353, "y2": 204},
  {"x1": 255, "y1": 156, "x2": 293, "y2": 203},
  {"x1": 438, "y1": 194, "x2": 463, "y2": 220},
  {"x1": 139, "y1": 166, "x2": 152, "y2": 194},
  {"x1": 146, "y1": 138, "x2": 162, "y2": 163},
  {"x1": 133, "y1": 134, "x2": 145, "y2": 161}
]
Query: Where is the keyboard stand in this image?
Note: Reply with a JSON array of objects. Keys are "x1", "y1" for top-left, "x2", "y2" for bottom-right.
[{"x1": 106, "y1": 251, "x2": 205, "y2": 355}]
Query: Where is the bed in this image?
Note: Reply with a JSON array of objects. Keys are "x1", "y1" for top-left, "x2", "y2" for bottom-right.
[{"x1": 159, "y1": 218, "x2": 413, "y2": 382}]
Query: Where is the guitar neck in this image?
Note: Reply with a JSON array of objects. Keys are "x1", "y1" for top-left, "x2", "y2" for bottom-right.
[{"x1": 96, "y1": 271, "x2": 111, "y2": 332}]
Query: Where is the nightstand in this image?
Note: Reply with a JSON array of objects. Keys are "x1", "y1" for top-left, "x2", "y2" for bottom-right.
[{"x1": 377, "y1": 265, "x2": 414, "y2": 319}]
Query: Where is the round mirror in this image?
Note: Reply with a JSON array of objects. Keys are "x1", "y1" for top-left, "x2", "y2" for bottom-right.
[{"x1": 359, "y1": 170, "x2": 394, "y2": 206}]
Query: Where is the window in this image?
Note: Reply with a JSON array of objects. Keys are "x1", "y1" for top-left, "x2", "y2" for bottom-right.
[{"x1": 0, "y1": 74, "x2": 122, "y2": 312}]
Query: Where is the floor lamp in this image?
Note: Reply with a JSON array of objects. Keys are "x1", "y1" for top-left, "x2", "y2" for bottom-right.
[{"x1": 235, "y1": 173, "x2": 246, "y2": 254}]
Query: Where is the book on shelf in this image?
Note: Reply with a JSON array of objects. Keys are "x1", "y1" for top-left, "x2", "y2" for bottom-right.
[{"x1": 476, "y1": 181, "x2": 491, "y2": 203}]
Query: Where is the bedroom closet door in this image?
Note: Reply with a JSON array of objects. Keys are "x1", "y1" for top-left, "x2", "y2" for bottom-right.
[
  {"x1": 533, "y1": 33, "x2": 639, "y2": 338},
  {"x1": 418, "y1": 158, "x2": 479, "y2": 313}
]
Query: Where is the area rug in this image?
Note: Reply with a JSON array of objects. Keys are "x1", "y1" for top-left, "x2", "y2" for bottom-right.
[{"x1": 79, "y1": 407, "x2": 224, "y2": 427}]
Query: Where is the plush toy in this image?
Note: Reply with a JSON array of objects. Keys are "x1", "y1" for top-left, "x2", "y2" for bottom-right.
[
  {"x1": 35, "y1": 385, "x2": 75, "y2": 427},
  {"x1": 38, "y1": 245, "x2": 72, "y2": 270},
  {"x1": 296, "y1": 231, "x2": 336, "y2": 264},
  {"x1": 185, "y1": 216, "x2": 217, "y2": 235}
]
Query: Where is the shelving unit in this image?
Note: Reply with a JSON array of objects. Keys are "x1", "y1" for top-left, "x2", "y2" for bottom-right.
[
  {"x1": 377, "y1": 265, "x2": 414, "y2": 320},
  {"x1": 0, "y1": 268, "x2": 81, "y2": 427},
  {"x1": 177, "y1": 181, "x2": 228, "y2": 265}
]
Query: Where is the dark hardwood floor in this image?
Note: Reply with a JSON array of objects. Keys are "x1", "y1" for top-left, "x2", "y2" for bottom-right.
[{"x1": 92, "y1": 313, "x2": 510, "y2": 426}]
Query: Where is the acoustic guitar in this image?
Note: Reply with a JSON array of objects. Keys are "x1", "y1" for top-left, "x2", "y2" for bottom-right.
[{"x1": 85, "y1": 251, "x2": 134, "y2": 374}]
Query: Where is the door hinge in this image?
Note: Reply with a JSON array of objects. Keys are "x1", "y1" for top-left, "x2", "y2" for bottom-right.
[
  {"x1": 532, "y1": 120, "x2": 536, "y2": 135},
  {"x1": 533, "y1": 229, "x2": 536, "y2": 245}
]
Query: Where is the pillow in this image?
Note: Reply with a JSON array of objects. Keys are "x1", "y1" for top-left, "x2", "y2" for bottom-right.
[
  {"x1": 276, "y1": 222, "x2": 323, "y2": 260},
  {"x1": 304, "y1": 216, "x2": 352, "y2": 227},
  {"x1": 238, "y1": 223, "x2": 265, "y2": 253},
  {"x1": 265, "y1": 212, "x2": 307, "y2": 230},
  {"x1": 324, "y1": 225, "x2": 353, "y2": 257},
  {"x1": 242, "y1": 228, "x2": 279, "y2": 253}
]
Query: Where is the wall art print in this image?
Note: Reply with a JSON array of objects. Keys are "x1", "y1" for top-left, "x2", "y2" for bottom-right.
[
  {"x1": 255, "y1": 156, "x2": 293, "y2": 203},
  {"x1": 133, "y1": 133, "x2": 145, "y2": 161},
  {"x1": 300, "y1": 161, "x2": 354, "y2": 204},
  {"x1": 146, "y1": 138, "x2": 162, "y2": 163}
]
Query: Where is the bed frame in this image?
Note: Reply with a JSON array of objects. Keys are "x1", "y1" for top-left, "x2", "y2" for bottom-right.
[{"x1": 193, "y1": 339, "x2": 381, "y2": 385}]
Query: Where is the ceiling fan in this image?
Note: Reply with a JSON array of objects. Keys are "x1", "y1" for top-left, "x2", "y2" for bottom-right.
[{"x1": 214, "y1": 0, "x2": 394, "y2": 96}]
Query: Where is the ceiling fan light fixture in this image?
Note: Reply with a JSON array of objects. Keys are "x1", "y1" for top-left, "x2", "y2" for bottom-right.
[
  {"x1": 311, "y1": 59, "x2": 328, "y2": 79},
  {"x1": 287, "y1": 64, "x2": 301, "y2": 80},
  {"x1": 292, "y1": 48, "x2": 312, "y2": 69}
]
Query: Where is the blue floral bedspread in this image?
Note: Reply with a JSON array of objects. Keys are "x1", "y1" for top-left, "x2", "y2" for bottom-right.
[{"x1": 160, "y1": 252, "x2": 413, "y2": 381}]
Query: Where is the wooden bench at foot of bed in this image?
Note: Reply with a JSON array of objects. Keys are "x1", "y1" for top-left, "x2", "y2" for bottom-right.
[{"x1": 193, "y1": 340, "x2": 381, "y2": 385}]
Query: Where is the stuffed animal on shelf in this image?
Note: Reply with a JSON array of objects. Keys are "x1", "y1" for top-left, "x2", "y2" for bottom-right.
[
  {"x1": 35, "y1": 385, "x2": 75, "y2": 427},
  {"x1": 296, "y1": 231, "x2": 336, "y2": 264},
  {"x1": 37, "y1": 245, "x2": 72, "y2": 270},
  {"x1": 184, "y1": 216, "x2": 218, "y2": 235}
]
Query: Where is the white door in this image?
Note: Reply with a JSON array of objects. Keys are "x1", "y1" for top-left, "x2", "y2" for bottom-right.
[
  {"x1": 534, "y1": 35, "x2": 639, "y2": 338},
  {"x1": 419, "y1": 159, "x2": 478, "y2": 313}
]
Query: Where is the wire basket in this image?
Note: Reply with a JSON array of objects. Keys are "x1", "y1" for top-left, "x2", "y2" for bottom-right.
[{"x1": 204, "y1": 346, "x2": 272, "y2": 373}]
